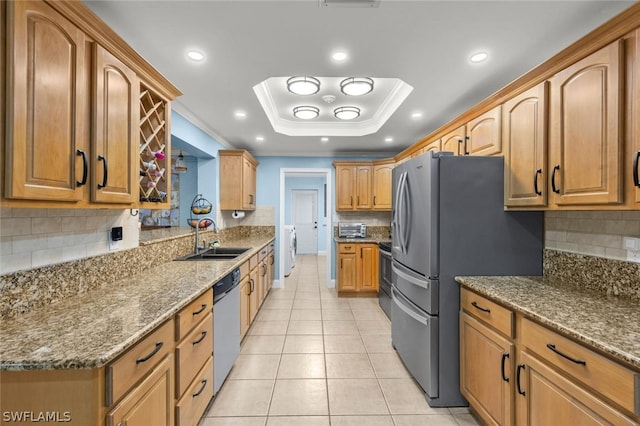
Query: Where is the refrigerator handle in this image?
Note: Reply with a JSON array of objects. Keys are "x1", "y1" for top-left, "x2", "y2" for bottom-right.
[
  {"x1": 402, "y1": 173, "x2": 412, "y2": 252},
  {"x1": 400, "y1": 172, "x2": 410, "y2": 253},
  {"x1": 395, "y1": 172, "x2": 407, "y2": 253},
  {"x1": 392, "y1": 263, "x2": 431, "y2": 290}
]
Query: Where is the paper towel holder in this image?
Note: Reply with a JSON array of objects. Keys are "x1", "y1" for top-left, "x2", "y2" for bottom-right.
[{"x1": 232, "y1": 210, "x2": 245, "y2": 219}]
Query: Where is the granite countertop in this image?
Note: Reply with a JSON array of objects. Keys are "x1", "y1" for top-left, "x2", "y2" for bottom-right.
[
  {"x1": 334, "y1": 237, "x2": 391, "y2": 244},
  {"x1": 0, "y1": 235, "x2": 274, "y2": 371},
  {"x1": 455, "y1": 276, "x2": 640, "y2": 370}
]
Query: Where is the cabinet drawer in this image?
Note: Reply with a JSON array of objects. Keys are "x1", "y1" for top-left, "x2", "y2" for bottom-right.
[
  {"x1": 176, "y1": 312, "x2": 213, "y2": 397},
  {"x1": 258, "y1": 245, "x2": 268, "y2": 262},
  {"x1": 520, "y1": 317, "x2": 639, "y2": 415},
  {"x1": 176, "y1": 356, "x2": 214, "y2": 426},
  {"x1": 106, "y1": 320, "x2": 174, "y2": 406},
  {"x1": 240, "y1": 260, "x2": 249, "y2": 279},
  {"x1": 175, "y1": 289, "x2": 212, "y2": 341},
  {"x1": 461, "y1": 288, "x2": 513, "y2": 338},
  {"x1": 339, "y1": 244, "x2": 356, "y2": 254},
  {"x1": 249, "y1": 253, "x2": 259, "y2": 271}
]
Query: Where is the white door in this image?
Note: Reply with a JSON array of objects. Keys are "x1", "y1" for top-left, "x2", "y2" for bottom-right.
[{"x1": 293, "y1": 189, "x2": 318, "y2": 254}]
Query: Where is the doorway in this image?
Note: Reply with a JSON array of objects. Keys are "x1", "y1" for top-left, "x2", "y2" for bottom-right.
[{"x1": 292, "y1": 189, "x2": 318, "y2": 254}]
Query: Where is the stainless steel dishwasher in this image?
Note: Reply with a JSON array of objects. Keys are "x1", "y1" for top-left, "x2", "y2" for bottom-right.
[{"x1": 213, "y1": 268, "x2": 241, "y2": 394}]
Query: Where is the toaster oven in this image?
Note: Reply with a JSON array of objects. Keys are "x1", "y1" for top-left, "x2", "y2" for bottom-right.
[{"x1": 338, "y1": 222, "x2": 367, "y2": 238}]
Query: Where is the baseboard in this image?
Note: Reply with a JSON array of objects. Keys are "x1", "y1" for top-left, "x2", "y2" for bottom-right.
[
  {"x1": 272, "y1": 279, "x2": 284, "y2": 289},
  {"x1": 327, "y1": 279, "x2": 336, "y2": 289},
  {"x1": 317, "y1": 250, "x2": 327, "y2": 255}
]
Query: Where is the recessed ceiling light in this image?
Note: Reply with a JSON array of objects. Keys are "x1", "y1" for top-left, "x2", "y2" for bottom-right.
[
  {"x1": 186, "y1": 50, "x2": 205, "y2": 62},
  {"x1": 256, "y1": 136, "x2": 265, "y2": 142},
  {"x1": 321, "y1": 137, "x2": 329, "y2": 143},
  {"x1": 411, "y1": 112, "x2": 423, "y2": 119},
  {"x1": 332, "y1": 51, "x2": 348, "y2": 62},
  {"x1": 385, "y1": 137, "x2": 393, "y2": 143},
  {"x1": 293, "y1": 106, "x2": 320, "y2": 120},
  {"x1": 340, "y1": 77, "x2": 374, "y2": 96},
  {"x1": 287, "y1": 76, "x2": 320, "y2": 95},
  {"x1": 470, "y1": 51, "x2": 489, "y2": 63},
  {"x1": 234, "y1": 111, "x2": 247, "y2": 119},
  {"x1": 334, "y1": 106, "x2": 360, "y2": 120}
]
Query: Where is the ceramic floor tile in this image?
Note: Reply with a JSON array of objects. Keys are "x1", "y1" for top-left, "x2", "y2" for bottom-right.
[
  {"x1": 200, "y1": 417, "x2": 267, "y2": 426},
  {"x1": 277, "y1": 354, "x2": 326, "y2": 378},
  {"x1": 287, "y1": 320, "x2": 323, "y2": 335},
  {"x1": 268, "y1": 379, "x2": 329, "y2": 416},
  {"x1": 378, "y1": 379, "x2": 447, "y2": 415},
  {"x1": 351, "y1": 308, "x2": 389, "y2": 321},
  {"x1": 282, "y1": 335, "x2": 324, "y2": 353},
  {"x1": 262, "y1": 299, "x2": 294, "y2": 310},
  {"x1": 294, "y1": 292, "x2": 320, "y2": 300},
  {"x1": 392, "y1": 415, "x2": 459, "y2": 426},
  {"x1": 348, "y1": 298, "x2": 380, "y2": 309},
  {"x1": 320, "y1": 299, "x2": 351, "y2": 309},
  {"x1": 330, "y1": 416, "x2": 394, "y2": 426},
  {"x1": 240, "y1": 335, "x2": 286, "y2": 354},
  {"x1": 265, "y1": 416, "x2": 329, "y2": 426},
  {"x1": 227, "y1": 354, "x2": 281, "y2": 380},
  {"x1": 256, "y1": 309, "x2": 292, "y2": 322},
  {"x1": 323, "y1": 335, "x2": 366, "y2": 354},
  {"x1": 207, "y1": 379, "x2": 274, "y2": 416},
  {"x1": 327, "y1": 379, "x2": 389, "y2": 416},
  {"x1": 292, "y1": 299, "x2": 321, "y2": 309},
  {"x1": 356, "y1": 320, "x2": 391, "y2": 335},
  {"x1": 320, "y1": 308, "x2": 354, "y2": 321},
  {"x1": 448, "y1": 407, "x2": 471, "y2": 415},
  {"x1": 290, "y1": 309, "x2": 322, "y2": 321},
  {"x1": 248, "y1": 320, "x2": 289, "y2": 335},
  {"x1": 265, "y1": 291, "x2": 296, "y2": 300},
  {"x1": 361, "y1": 334, "x2": 395, "y2": 353},
  {"x1": 325, "y1": 353, "x2": 375, "y2": 378},
  {"x1": 454, "y1": 413, "x2": 482, "y2": 425},
  {"x1": 322, "y1": 320, "x2": 359, "y2": 335},
  {"x1": 369, "y1": 353, "x2": 411, "y2": 378}
]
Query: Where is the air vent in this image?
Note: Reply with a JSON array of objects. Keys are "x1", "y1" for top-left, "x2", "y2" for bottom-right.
[{"x1": 320, "y1": 0, "x2": 380, "y2": 8}]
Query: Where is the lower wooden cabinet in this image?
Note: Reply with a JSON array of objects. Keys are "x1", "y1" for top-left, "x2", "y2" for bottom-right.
[
  {"x1": 175, "y1": 357, "x2": 214, "y2": 426},
  {"x1": 337, "y1": 243, "x2": 378, "y2": 295},
  {"x1": 240, "y1": 274, "x2": 251, "y2": 339},
  {"x1": 239, "y1": 243, "x2": 275, "y2": 340}
]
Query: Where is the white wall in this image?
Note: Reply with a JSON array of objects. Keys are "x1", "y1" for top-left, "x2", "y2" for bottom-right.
[{"x1": 0, "y1": 208, "x2": 140, "y2": 274}]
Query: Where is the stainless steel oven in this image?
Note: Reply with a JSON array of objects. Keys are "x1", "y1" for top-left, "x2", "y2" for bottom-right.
[{"x1": 378, "y1": 241, "x2": 392, "y2": 319}]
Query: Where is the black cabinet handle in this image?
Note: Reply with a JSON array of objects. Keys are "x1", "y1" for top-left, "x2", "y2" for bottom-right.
[
  {"x1": 501, "y1": 353, "x2": 510, "y2": 382},
  {"x1": 464, "y1": 136, "x2": 470, "y2": 155},
  {"x1": 373, "y1": 196, "x2": 377, "y2": 205},
  {"x1": 551, "y1": 165, "x2": 560, "y2": 194},
  {"x1": 192, "y1": 331, "x2": 207, "y2": 345},
  {"x1": 634, "y1": 151, "x2": 640, "y2": 187},
  {"x1": 516, "y1": 364, "x2": 526, "y2": 396},
  {"x1": 135, "y1": 342, "x2": 163, "y2": 364},
  {"x1": 471, "y1": 301, "x2": 491, "y2": 313},
  {"x1": 350, "y1": 196, "x2": 353, "y2": 206},
  {"x1": 534, "y1": 169, "x2": 542, "y2": 196},
  {"x1": 546, "y1": 343, "x2": 586, "y2": 365},
  {"x1": 192, "y1": 379, "x2": 208, "y2": 397},
  {"x1": 76, "y1": 149, "x2": 88, "y2": 187},
  {"x1": 192, "y1": 304, "x2": 207, "y2": 316},
  {"x1": 97, "y1": 155, "x2": 108, "y2": 189}
]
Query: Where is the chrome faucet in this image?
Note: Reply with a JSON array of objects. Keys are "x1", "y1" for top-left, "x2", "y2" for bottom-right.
[{"x1": 194, "y1": 217, "x2": 219, "y2": 254}]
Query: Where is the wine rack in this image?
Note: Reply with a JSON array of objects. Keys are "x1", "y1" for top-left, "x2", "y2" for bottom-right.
[{"x1": 139, "y1": 84, "x2": 171, "y2": 208}]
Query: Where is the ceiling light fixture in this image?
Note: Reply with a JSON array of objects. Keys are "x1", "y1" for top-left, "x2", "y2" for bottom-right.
[
  {"x1": 470, "y1": 51, "x2": 489, "y2": 63},
  {"x1": 287, "y1": 76, "x2": 320, "y2": 95},
  {"x1": 186, "y1": 50, "x2": 205, "y2": 62},
  {"x1": 332, "y1": 51, "x2": 348, "y2": 62},
  {"x1": 334, "y1": 106, "x2": 360, "y2": 120},
  {"x1": 256, "y1": 136, "x2": 265, "y2": 142},
  {"x1": 340, "y1": 77, "x2": 374, "y2": 96},
  {"x1": 384, "y1": 137, "x2": 393, "y2": 143},
  {"x1": 321, "y1": 137, "x2": 329, "y2": 143},
  {"x1": 174, "y1": 151, "x2": 187, "y2": 172},
  {"x1": 411, "y1": 112, "x2": 423, "y2": 119},
  {"x1": 234, "y1": 111, "x2": 247, "y2": 119},
  {"x1": 293, "y1": 106, "x2": 320, "y2": 120}
]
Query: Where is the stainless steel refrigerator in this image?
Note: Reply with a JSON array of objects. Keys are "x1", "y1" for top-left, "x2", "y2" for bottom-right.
[{"x1": 391, "y1": 152, "x2": 543, "y2": 407}]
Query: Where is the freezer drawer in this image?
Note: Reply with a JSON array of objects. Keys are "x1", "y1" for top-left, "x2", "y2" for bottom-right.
[
  {"x1": 392, "y1": 260, "x2": 439, "y2": 315},
  {"x1": 391, "y1": 286, "x2": 439, "y2": 399}
]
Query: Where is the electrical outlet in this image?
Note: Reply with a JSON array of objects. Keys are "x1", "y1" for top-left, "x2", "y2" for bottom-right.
[{"x1": 627, "y1": 249, "x2": 640, "y2": 263}]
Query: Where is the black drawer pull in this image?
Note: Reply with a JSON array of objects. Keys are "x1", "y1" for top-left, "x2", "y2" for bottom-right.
[
  {"x1": 501, "y1": 352, "x2": 510, "y2": 382},
  {"x1": 76, "y1": 149, "x2": 88, "y2": 186},
  {"x1": 192, "y1": 379, "x2": 208, "y2": 397},
  {"x1": 516, "y1": 364, "x2": 526, "y2": 396},
  {"x1": 135, "y1": 342, "x2": 163, "y2": 364},
  {"x1": 192, "y1": 304, "x2": 207, "y2": 316},
  {"x1": 192, "y1": 331, "x2": 207, "y2": 345},
  {"x1": 471, "y1": 301, "x2": 491, "y2": 313},
  {"x1": 534, "y1": 169, "x2": 542, "y2": 196},
  {"x1": 97, "y1": 155, "x2": 108, "y2": 189},
  {"x1": 551, "y1": 165, "x2": 560, "y2": 194},
  {"x1": 634, "y1": 151, "x2": 640, "y2": 187},
  {"x1": 546, "y1": 343, "x2": 586, "y2": 365}
]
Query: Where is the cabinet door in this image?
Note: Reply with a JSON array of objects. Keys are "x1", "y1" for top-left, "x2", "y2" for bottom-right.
[
  {"x1": 357, "y1": 244, "x2": 378, "y2": 292},
  {"x1": 632, "y1": 29, "x2": 640, "y2": 205},
  {"x1": 503, "y1": 83, "x2": 548, "y2": 207},
  {"x1": 268, "y1": 252, "x2": 275, "y2": 290},
  {"x1": 441, "y1": 126, "x2": 465, "y2": 155},
  {"x1": 249, "y1": 268, "x2": 259, "y2": 323},
  {"x1": 240, "y1": 277, "x2": 250, "y2": 339},
  {"x1": 355, "y1": 165, "x2": 372, "y2": 209},
  {"x1": 6, "y1": 1, "x2": 87, "y2": 201},
  {"x1": 338, "y1": 253, "x2": 357, "y2": 291},
  {"x1": 549, "y1": 40, "x2": 623, "y2": 206},
  {"x1": 106, "y1": 355, "x2": 174, "y2": 426},
  {"x1": 242, "y1": 157, "x2": 256, "y2": 210},
  {"x1": 336, "y1": 166, "x2": 356, "y2": 210},
  {"x1": 467, "y1": 106, "x2": 502, "y2": 156},
  {"x1": 460, "y1": 313, "x2": 513, "y2": 426},
  {"x1": 259, "y1": 260, "x2": 268, "y2": 306},
  {"x1": 424, "y1": 139, "x2": 441, "y2": 154},
  {"x1": 372, "y1": 163, "x2": 393, "y2": 210},
  {"x1": 515, "y1": 352, "x2": 635, "y2": 426},
  {"x1": 92, "y1": 45, "x2": 138, "y2": 204}
]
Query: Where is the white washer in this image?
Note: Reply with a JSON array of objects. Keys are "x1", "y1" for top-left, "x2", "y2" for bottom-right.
[{"x1": 283, "y1": 225, "x2": 297, "y2": 276}]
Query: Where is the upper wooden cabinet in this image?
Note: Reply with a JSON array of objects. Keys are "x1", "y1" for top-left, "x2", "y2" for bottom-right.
[
  {"x1": 467, "y1": 106, "x2": 502, "y2": 156},
  {"x1": 372, "y1": 159, "x2": 394, "y2": 210},
  {"x1": 503, "y1": 82, "x2": 549, "y2": 207},
  {"x1": 334, "y1": 160, "x2": 392, "y2": 211},
  {"x1": 549, "y1": 40, "x2": 624, "y2": 206},
  {"x1": 441, "y1": 126, "x2": 466, "y2": 155},
  {"x1": 219, "y1": 150, "x2": 259, "y2": 211}
]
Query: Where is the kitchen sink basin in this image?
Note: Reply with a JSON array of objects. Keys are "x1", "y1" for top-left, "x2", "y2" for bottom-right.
[{"x1": 174, "y1": 247, "x2": 250, "y2": 261}]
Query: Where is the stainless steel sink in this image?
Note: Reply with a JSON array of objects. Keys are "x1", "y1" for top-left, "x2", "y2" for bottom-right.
[{"x1": 174, "y1": 247, "x2": 250, "y2": 261}]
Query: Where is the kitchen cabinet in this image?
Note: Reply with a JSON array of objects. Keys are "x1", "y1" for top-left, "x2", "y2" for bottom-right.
[
  {"x1": 466, "y1": 106, "x2": 502, "y2": 156},
  {"x1": 239, "y1": 273, "x2": 251, "y2": 339},
  {"x1": 219, "y1": 150, "x2": 259, "y2": 211},
  {"x1": 548, "y1": 40, "x2": 623, "y2": 206},
  {"x1": 632, "y1": 29, "x2": 640, "y2": 206},
  {"x1": 441, "y1": 126, "x2": 465, "y2": 155},
  {"x1": 258, "y1": 245, "x2": 270, "y2": 306},
  {"x1": 337, "y1": 243, "x2": 378, "y2": 295},
  {"x1": 334, "y1": 162, "x2": 373, "y2": 210},
  {"x1": 503, "y1": 83, "x2": 549, "y2": 207},
  {"x1": 267, "y1": 244, "x2": 275, "y2": 289},
  {"x1": 372, "y1": 159, "x2": 394, "y2": 210}
]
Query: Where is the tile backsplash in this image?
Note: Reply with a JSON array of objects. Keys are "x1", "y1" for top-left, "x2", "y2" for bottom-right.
[
  {"x1": 0, "y1": 208, "x2": 140, "y2": 275},
  {"x1": 545, "y1": 211, "x2": 640, "y2": 262},
  {"x1": 334, "y1": 211, "x2": 392, "y2": 226}
]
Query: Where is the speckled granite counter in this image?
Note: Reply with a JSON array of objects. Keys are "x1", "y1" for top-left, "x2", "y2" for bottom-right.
[
  {"x1": 455, "y1": 275, "x2": 640, "y2": 370},
  {"x1": 0, "y1": 235, "x2": 274, "y2": 371},
  {"x1": 333, "y1": 237, "x2": 391, "y2": 244}
]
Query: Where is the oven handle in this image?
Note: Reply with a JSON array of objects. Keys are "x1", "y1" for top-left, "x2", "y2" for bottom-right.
[
  {"x1": 392, "y1": 287, "x2": 429, "y2": 326},
  {"x1": 379, "y1": 248, "x2": 392, "y2": 257},
  {"x1": 392, "y1": 263, "x2": 430, "y2": 290}
]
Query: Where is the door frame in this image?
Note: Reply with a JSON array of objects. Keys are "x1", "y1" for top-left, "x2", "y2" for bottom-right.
[
  {"x1": 279, "y1": 168, "x2": 333, "y2": 288},
  {"x1": 292, "y1": 189, "x2": 318, "y2": 255}
]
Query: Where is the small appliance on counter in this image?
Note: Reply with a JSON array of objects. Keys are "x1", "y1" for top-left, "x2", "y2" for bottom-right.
[{"x1": 338, "y1": 222, "x2": 367, "y2": 238}]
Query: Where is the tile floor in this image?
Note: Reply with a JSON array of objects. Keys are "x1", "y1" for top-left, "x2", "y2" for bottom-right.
[{"x1": 201, "y1": 255, "x2": 480, "y2": 426}]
